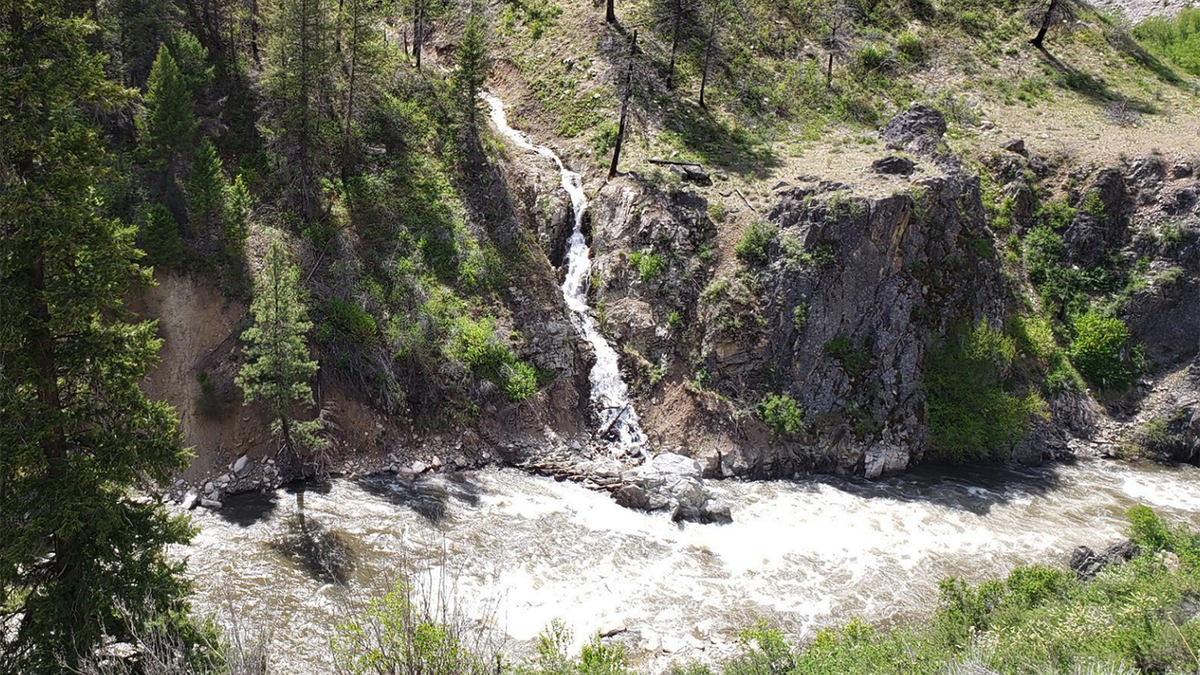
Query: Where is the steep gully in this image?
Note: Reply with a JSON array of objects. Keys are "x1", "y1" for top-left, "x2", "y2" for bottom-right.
[{"x1": 482, "y1": 93, "x2": 645, "y2": 450}]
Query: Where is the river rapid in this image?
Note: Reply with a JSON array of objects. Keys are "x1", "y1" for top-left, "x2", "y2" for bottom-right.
[{"x1": 176, "y1": 460, "x2": 1200, "y2": 672}]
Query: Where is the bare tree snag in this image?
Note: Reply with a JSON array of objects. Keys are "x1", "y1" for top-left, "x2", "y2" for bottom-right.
[{"x1": 608, "y1": 29, "x2": 637, "y2": 180}]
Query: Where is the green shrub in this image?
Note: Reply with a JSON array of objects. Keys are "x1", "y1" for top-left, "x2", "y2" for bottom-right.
[
  {"x1": 325, "y1": 299, "x2": 378, "y2": 346},
  {"x1": 735, "y1": 222, "x2": 775, "y2": 268},
  {"x1": 451, "y1": 316, "x2": 539, "y2": 401},
  {"x1": 629, "y1": 251, "x2": 665, "y2": 283},
  {"x1": 824, "y1": 335, "x2": 869, "y2": 375},
  {"x1": 854, "y1": 43, "x2": 894, "y2": 73},
  {"x1": 924, "y1": 320, "x2": 1046, "y2": 463},
  {"x1": 1134, "y1": 7, "x2": 1200, "y2": 76},
  {"x1": 1128, "y1": 505, "x2": 1173, "y2": 552},
  {"x1": 1069, "y1": 311, "x2": 1131, "y2": 389},
  {"x1": 896, "y1": 31, "x2": 927, "y2": 62},
  {"x1": 760, "y1": 393, "x2": 804, "y2": 441},
  {"x1": 140, "y1": 203, "x2": 183, "y2": 266}
]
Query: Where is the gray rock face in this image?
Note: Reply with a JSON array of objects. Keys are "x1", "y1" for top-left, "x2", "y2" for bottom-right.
[
  {"x1": 1062, "y1": 168, "x2": 1130, "y2": 267},
  {"x1": 748, "y1": 171, "x2": 1009, "y2": 477},
  {"x1": 879, "y1": 103, "x2": 947, "y2": 151}
]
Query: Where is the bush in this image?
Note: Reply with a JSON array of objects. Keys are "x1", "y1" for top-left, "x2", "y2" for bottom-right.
[
  {"x1": 141, "y1": 203, "x2": 183, "y2": 266},
  {"x1": 854, "y1": 43, "x2": 894, "y2": 73},
  {"x1": 451, "y1": 316, "x2": 539, "y2": 401},
  {"x1": 760, "y1": 393, "x2": 804, "y2": 441},
  {"x1": 629, "y1": 251, "x2": 665, "y2": 283},
  {"x1": 1069, "y1": 311, "x2": 1131, "y2": 389},
  {"x1": 924, "y1": 320, "x2": 1046, "y2": 463},
  {"x1": 735, "y1": 222, "x2": 775, "y2": 268},
  {"x1": 824, "y1": 335, "x2": 869, "y2": 375},
  {"x1": 896, "y1": 31, "x2": 927, "y2": 62},
  {"x1": 1134, "y1": 7, "x2": 1200, "y2": 76},
  {"x1": 325, "y1": 299, "x2": 378, "y2": 346}
]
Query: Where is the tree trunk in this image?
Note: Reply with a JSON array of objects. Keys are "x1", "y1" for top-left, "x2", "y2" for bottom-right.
[
  {"x1": 413, "y1": 0, "x2": 423, "y2": 68},
  {"x1": 608, "y1": 30, "x2": 636, "y2": 180},
  {"x1": 298, "y1": 0, "x2": 313, "y2": 221},
  {"x1": 667, "y1": 0, "x2": 682, "y2": 90},
  {"x1": 699, "y1": 15, "x2": 715, "y2": 108},
  {"x1": 826, "y1": 25, "x2": 837, "y2": 89},
  {"x1": 250, "y1": 0, "x2": 260, "y2": 64},
  {"x1": 1031, "y1": 0, "x2": 1059, "y2": 49},
  {"x1": 341, "y1": 0, "x2": 359, "y2": 186},
  {"x1": 605, "y1": 0, "x2": 615, "y2": 24}
]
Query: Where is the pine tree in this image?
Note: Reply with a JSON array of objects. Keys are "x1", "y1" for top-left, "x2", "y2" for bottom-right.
[
  {"x1": 224, "y1": 172, "x2": 253, "y2": 261},
  {"x1": 236, "y1": 239, "x2": 320, "y2": 471},
  {"x1": 336, "y1": 0, "x2": 386, "y2": 182},
  {"x1": 263, "y1": 0, "x2": 334, "y2": 222},
  {"x1": 0, "y1": 1, "x2": 196, "y2": 671},
  {"x1": 187, "y1": 137, "x2": 227, "y2": 235},
  {"x1": 453, "y1": 11, "x2": 491, "y2": 130},
  {"x1": 138, "y1": 43, "x2": 197, "y2": 173}
]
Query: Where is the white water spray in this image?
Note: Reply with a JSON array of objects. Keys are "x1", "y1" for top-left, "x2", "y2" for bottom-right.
[{"x1": 482, "y1": 93, "x2": 644, "y2": 449}]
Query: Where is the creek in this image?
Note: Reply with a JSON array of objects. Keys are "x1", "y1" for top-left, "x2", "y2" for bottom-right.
[{"x1": 177, "y1": 460, "x2": 1200, "y2": 672}]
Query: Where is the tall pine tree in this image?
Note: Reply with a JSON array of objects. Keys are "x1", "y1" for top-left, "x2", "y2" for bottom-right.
[
  {"x1": 187, "y1": 137, "x2": 227, "y2": 236},
  {"x1": 263, "y1": 0, "x2": 333, "y2": 222},
  {"x1": 138, "y1": 43, "x2": 197, "y2": 174},
  {"x1": 336, "y1": 0, "x2": 386, "y2": 183},
  {"x1": 236, "y1": 239, "x2": 320, "y2": 472},
  {"x1": 0, "y1": 1, "x2": 196, "y2": 671},
  {"x1": 453, "y1": 11, "x2": 491, "y2": 131}
]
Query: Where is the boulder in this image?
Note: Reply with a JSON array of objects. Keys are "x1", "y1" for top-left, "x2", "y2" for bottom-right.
[
  {"x1": 1000, "y1": 138, "x2": 1027, "y2": 156},
  {"x1": 871, "y1": 156, "x2": 916, "y2": 176},
  {"x1": 879, "y1": 104, "x2": 946, "y2": 149},
  {"x1": 181, "y1": 489, "x2": 199, "y2": 510},
  {"x1": 233, "y1": 455, "x2": 253, "y2": 478},
  {"x1": 1070, "y1": 539, "x2": 1138, "y2": 580}
]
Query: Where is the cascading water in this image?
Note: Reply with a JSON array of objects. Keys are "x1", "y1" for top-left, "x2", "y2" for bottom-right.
[{"x1": 482, "y1": 93, "x2": 644, "y2": 449}]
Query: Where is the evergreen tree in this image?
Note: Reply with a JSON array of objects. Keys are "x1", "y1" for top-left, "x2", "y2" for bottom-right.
[
  {"x1": 224, "y1": 172, "x2": 253, "y2": 261},
  {"x1": 336, "y1": 0, "x2": 386, "y2": 182},
  {"x1": 453, "y1": 11, "x2": 491, "y2": 130},
  {"x1": 263, "y1": 0, "x2": 334, "y2": 222},
  {"x1": 0, "y1": 1, "x2": 196, "y2": 671},
  {"x1": 236, "y1": 239, "x2": 320, "y2": 471},
  {"x1": 187, "y1": 137, "x2": 227, "y2": 235},
  {"x1": 138, "y1": 43, "x2": 197, "y2": 173},
  {"x1": 142, "y1": 202, "x2": 185, "y2": 265}
]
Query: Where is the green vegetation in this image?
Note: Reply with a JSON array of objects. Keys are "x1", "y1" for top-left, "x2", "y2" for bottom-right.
[
  {"x1": 924, "y1": 320, "x2": 1047, "y2": 463},
  {"x1": 760, "y1": 393, "x2": 805, "y2": 441},
  {"x1": 630, "y1": 250, "x2": 666, "y2": 282},
  {"x1": 141, "y1": 203, "x2": 185, "y2": 266},
  {"x1": 0, "y1": 2, "x2": 198, "y2": 667},
  {"x1": 1134, "y1": 8, "x2": 1200, "y2": 76},
  {"x1": 236, "y1": 239, "x2": 323, "y2": 462},
  {"x1": 449, "y1": 316, "x2": 539, "y2": 401},
  {"x1": 1069, "y1": 311, "x2": 1132, "y2": 390},
  {"x1": 823, "y1": 335, "x2": 869, "y2": 376},
  {"x1": 735, "y1": 222, "x2": 776, "y2": 268}
]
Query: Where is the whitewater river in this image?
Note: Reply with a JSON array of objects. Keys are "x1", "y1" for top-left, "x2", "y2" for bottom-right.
[{"x1": 176, "y1": 460, "x2": 1200, "y2": 672}]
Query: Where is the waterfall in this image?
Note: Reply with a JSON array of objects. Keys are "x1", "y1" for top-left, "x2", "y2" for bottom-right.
[{"x1": 482, "y1": 93, "x2": 645, "y2": 449}]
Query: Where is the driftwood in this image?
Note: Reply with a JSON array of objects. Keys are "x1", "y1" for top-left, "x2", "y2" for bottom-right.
[
  {"x1": 734, "y1": 187, "x2": 759, "y2": 214},
  {"x1": 594, "y1": 403, "x2": 631, "y2": 439},
  {"x1": 649, "y1": 158, "x2": 704, "y2": 167}
]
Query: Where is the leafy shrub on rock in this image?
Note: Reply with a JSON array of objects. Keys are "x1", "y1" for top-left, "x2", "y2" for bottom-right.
[{"x1": 1069, "y1": 311, "x2": 1131, "y2": 389}]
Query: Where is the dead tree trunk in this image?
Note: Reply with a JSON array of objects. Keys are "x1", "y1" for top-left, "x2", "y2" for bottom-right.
[
  {"x1": 606, "y1": 0, "x2": 616, "y2": 24},
  {"x1": 699, "y1": 13, "x2": 716, "y2": 108},
  {"x1": 608, "y1": 30, "x2": 637, "y2": 180},
  {"x1": 1030, "y1": 0, "x2": 1059, "y2": 49},
  {"x1": 667, "y1": 0, "x2": 683, "y2": 90}
]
